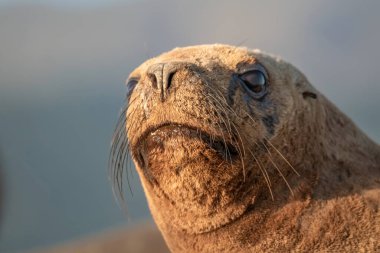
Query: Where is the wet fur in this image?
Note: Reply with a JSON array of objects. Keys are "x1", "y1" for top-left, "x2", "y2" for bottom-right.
[{"x1": 110, "y1": 45, "x2": 380, "y2": 252}]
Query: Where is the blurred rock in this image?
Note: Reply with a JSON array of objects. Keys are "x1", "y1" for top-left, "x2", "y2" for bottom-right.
[{"x1": 32, "y1": 222, "x2": 169, "y2": 253}]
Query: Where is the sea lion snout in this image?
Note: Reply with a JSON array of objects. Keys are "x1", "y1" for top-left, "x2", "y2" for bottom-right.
[{"x1": 145, "y1": 61, "x2": 195, "y2": 102}]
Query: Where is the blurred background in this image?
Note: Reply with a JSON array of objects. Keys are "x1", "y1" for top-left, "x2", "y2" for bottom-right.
[{"x1": 0, "y1": 0, "x2": 379, "y2": 252}]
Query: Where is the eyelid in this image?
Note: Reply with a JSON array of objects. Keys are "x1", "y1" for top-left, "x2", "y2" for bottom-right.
[
  {"x1": 238, "y1": 63, "x2": 268, "y2": 79},
  {"x1": 126, "y1": 77, "x2": 140, "y2": 99},
  {"x1": 126, "y1": 77, "x2": 140, "y2": 85}
]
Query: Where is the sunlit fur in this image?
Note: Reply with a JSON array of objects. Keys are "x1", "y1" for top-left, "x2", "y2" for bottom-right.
[{"x1": 110, "y1": 44, "x2": 380, "y2": 252}]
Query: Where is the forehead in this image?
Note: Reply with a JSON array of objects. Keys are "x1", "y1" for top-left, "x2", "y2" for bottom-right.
[{"x1": 130, "y1": 44, "x2": 262, "y2": 77}]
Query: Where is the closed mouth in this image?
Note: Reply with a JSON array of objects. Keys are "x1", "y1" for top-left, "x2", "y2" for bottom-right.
[{"x1": 132, "y1": 123, "x2": 239, "y2": 168}]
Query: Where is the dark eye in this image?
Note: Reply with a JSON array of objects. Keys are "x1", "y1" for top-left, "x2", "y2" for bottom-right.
[
  {"x1": 239, "y1": 70, "x2": 267, "y2": 99},
  {"x1": 126, "y1": 78, "x2": 139, "y2": 98}
]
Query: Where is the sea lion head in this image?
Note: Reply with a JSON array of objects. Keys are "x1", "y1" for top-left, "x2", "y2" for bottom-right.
[{"x1": 111, "y1": 44, "x2": 320, "y2": 235}]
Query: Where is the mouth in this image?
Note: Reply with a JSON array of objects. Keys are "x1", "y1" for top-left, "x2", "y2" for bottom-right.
[
  {"x1": 132, "y1": 123, "x2": 240, "y2": 168},
  {"x1": 129, "y1": 122, "x2": 258, "y2": 234}
]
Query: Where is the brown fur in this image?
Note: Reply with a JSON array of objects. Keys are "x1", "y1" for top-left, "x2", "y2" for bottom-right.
[{"x1": 111, "y1": 44, "x2": 380, "y2": 252}]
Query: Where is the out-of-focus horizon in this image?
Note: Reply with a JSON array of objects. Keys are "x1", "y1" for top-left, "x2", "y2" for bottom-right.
[
  {"x1": 0, "y1": 0, "x2": 379, "y2": 252},
  {"x1": 0, "y1": 0, "x2": 134, "y2": 8}
]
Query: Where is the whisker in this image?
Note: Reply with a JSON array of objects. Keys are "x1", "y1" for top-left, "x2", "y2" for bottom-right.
[
  {"x1": 204, "y1": 91, "x2": 246, "y2": 178},
  {"x1": 248, "y1": 149, "x2": 274, "y2": 201},
  {"x1": 205, "y1": 86, "x2": 247, "y2": 180},
  {"x1": 207, "y1": 88, "x2": 247, "y2": 160},
  {"x1": 265, "y1": 139, "x2": 300, "y2": 176},
  {"x1": 229, "y1": 121, "x2": 246, "y2": 181},
  {"x1": 204, "y1": 95, "x2": 233, "y2": 165},
  {"x1": 237, "y1": 105, "x2": 300, "y2": 185},
  {"x1": 266, "y1": 153, "x2": 294, "y2": 196},
  {"x1": 109, "y1": 96, "x2": 142, "y2": 206}
]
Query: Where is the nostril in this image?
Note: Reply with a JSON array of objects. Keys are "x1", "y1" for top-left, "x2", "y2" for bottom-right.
[
  {"x1": 167, "y1": 71, "x2": 175, "y2": 91},
  {"x1": 148, "y1": 73, "x2": 158, "y2": 90},
  {"x1": 146, "y1": 62, "x2": 188, "y2": 100}
]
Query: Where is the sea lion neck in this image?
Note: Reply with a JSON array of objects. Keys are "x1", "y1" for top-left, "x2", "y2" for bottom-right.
[{"x1": 307, "y1": 97, "x2": 380, "y2": 197}]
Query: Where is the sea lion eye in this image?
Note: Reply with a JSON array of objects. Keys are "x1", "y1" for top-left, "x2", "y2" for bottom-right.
[
  {"x1": 126, "y1": 78, "x2": 139, "y2": 98},
  {"x1": 239, "y1": 70, "x2": 267, "y2": 99}
]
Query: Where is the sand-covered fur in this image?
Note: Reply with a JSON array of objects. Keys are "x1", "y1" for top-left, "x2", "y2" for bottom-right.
[{"x1": 111, "y1": 44, "x2": 380, "y2": 252}]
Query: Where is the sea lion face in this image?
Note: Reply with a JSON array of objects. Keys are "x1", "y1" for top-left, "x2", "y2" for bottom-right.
[{"x1": 115, "y1": 45, "x2": 316, "y2": 234}]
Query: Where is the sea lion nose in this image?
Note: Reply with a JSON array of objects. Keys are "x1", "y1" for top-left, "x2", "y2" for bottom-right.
[{"x1": 146, "y1": 62, "x2": 183, "y2": 101}]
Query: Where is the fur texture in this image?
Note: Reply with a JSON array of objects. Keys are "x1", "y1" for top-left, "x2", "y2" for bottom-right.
[{"x1": 111, "y1": 44, "x2": 380, "y2": 252}]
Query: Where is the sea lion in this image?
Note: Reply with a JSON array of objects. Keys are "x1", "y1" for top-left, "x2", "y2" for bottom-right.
[{"x1": 110, "y1": 44, "x2": 380, "y2": 252}]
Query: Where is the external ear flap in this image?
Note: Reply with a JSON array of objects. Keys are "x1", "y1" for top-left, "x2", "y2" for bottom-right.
[
  {"x1": 294, "y1": 75, "x2": 318, "y2": 100},
  {"x1": 302, "y1": 91, "x2": 317, "y2": 99},
  {"x1": 291, "y1": 69, "x2": 318, "y2": 100}
]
